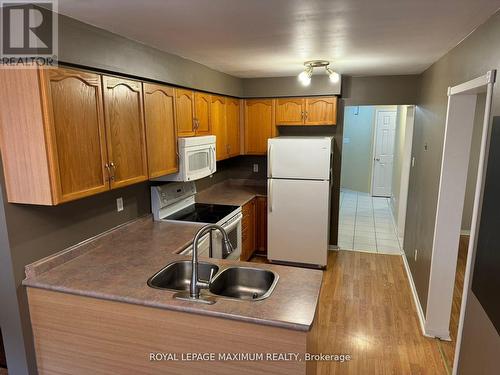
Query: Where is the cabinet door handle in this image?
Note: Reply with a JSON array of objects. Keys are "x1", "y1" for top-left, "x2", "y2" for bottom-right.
[
  {"x1": 109, "y1": 162, "x2": 116, "y2": 180},
  {"x1": 105, "y1": 163, "x2": 111, "y2": 181}
]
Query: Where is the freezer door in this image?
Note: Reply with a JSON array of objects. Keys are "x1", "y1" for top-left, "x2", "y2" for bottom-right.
[
  {"x1": 268, "y1": 137, "x2": 332, "y2": 180},
  {"x1": 268, "y1": 178, "x2": 329, "y2": 266}
]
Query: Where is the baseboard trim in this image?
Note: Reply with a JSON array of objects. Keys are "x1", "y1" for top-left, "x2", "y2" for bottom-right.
[
  {"x1": 401, "y1": 253, "x2": 434, "y2": 338},
  {"x1": 460, "y1": 229, "x2": 471, "y2": 236},
  {"x1": 328, "y1": 245, "x2": 339, "y2": 251}
]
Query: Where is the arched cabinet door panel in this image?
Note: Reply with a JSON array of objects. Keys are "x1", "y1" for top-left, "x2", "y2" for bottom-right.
[{"x1": 103, "y1": 75, "x2": 148, "y2": 189}]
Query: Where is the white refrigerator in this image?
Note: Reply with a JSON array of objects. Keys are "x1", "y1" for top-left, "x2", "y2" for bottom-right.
[{"x1": 267, "y1": 136, "x2": 333, "y2": 268}]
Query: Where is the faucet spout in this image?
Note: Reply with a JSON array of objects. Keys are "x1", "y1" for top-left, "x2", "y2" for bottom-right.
[{"x1": 190, "y1": 224, "x2": 232, "y2": 299}]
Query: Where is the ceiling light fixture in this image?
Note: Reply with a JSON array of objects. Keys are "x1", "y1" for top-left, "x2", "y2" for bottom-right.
[{"x1": 298, "y1": 60, "x2": 340, "y2": 86}]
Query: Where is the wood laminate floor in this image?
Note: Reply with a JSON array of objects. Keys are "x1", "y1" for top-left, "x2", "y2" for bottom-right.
[{"x1": 252, "y1": 250, "x2": 450, "y2": 374}]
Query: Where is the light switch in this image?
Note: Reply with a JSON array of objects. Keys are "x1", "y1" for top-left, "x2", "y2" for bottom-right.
[{"x1": 253, "y1": 164, "x2": 259, "y2": 173}]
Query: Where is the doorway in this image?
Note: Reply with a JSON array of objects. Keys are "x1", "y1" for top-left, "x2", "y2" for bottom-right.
[{"x1": 339, "y1": 105, "x2": 414, "y2": 254}]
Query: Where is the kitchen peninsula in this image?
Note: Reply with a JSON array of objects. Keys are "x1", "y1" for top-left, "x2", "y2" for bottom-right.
[{"x1": 23, "y1": 215, "x2": 322, "y2": 375}]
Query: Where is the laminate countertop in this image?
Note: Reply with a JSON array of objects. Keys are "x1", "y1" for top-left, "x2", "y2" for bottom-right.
[
  {"x1": 23, "y1": 215, "x2": 323, "y2": 332},
  {"x1": 196, "y1": 179, "x2": 267, "y2": 206}
]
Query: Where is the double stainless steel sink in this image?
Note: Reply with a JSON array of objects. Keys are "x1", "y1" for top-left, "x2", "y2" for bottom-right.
[{"x1": 148, "y1": 260, "x2": 278, "y2": 301}]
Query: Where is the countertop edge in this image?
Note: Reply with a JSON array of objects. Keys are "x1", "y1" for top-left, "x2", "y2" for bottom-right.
[{"x1": 23, "y1": 282, "x2": 312, "y2": 332}]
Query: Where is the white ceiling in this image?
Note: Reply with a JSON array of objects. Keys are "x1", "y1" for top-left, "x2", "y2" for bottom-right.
[{"x1": 58, "y1": 0, "x2": 500, "y2": 78}]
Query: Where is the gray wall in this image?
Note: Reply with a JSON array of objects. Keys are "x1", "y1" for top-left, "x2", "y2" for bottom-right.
[
  {"x1": 403, "y1": 11, "x2": 500, "y2": 369},
  {"x1": 58, "y1": 13, "x2": 243, "y2": 97},
  {"x1": 340, "y1": 106, "x2": 376, "y2": 193},
  {"x1": 242, "y1": 74, "x2": 419, "y2": 103},
  {"x1": 242, "y1": 75, "x2": 341, "y2": 97}
]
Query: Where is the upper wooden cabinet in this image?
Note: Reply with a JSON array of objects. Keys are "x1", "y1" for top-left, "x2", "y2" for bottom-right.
[
  {"x1": 143, "y1": 83, "x2": 178, "y2": 178},
  {"x1": 244, "y1": 99, "x2": 275, "y2": 155},
  {"x1": 194, "y1": 92, "x2": 211, "y2": 135},
  {"x1": 210, "y1": 95, "x2": 227, "y2": 160},
  {"x1": 0, "y1": 67, "x2": 110, "y2": 205},
  {"x1": 175, "y1": 88, "x2": 196, "y2": 137},
  {"x1": 225, "y1": 98, "x2": 241, "y2": 158},
  {"x1": 102, "y1": 76, "x2": 148, "y2": 189},
  {"x1": 211, "y1": 96, "x2": 241, "y2": 161},
  {"x1": 275, "y1": 96, "x2": 337, "y2": 126},
  {"x1": 305, "y1": 97, "x2": 337, "y2": 125},
  {"x1": 175, "y1": 89, "x2": 211, "y2": 137},
  {"x1": 276, "y1": 98, "x2": 304, "y2": 125}
]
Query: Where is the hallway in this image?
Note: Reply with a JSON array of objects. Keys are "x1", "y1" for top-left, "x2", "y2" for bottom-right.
[{"x1": 338, "y1": 189, "x2": 402, "y2": 254}]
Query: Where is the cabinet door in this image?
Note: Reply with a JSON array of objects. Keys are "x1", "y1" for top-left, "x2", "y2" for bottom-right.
[
  {"x1": 41, "y1": 67, "x2": 109, "y2": 203},
  {"x1": 304, "y1": 97, "x2": 337, "y2": 125},
  {"x1": 210, "y1": 95, "x2": 227, "y2": 160},
  {"x1": 175, "y1": 88, "x2": 195, "y2": 137},
  {"x1": 244, "y1": 99, "x2": 275, "y2": 155},
  {"x1": 276, "y1": 98, "x2": 304, "y2": 125},
  {"x1": 194, "y1": 92, "x2": 211, "y2": 135},
  {"x1": 226, "y1": 98, "x2": 241, "y2": 158},
  {"x1": 103, "y1": 76, "x2": 148, "y2": 189},
  {"x1": 255, "y1": 196, "x2": 268, "y2": 253},
  {"x1": 241, "y1": 199, "x2": 256, "y2": 261},
  {"x1": 143, "y1": 83, "x2": 178, "y2": 178}
]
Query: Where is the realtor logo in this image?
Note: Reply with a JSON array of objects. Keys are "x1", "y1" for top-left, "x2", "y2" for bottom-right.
[{"x1": 1, "y1": 0, "x2": 58, "y2": 66}]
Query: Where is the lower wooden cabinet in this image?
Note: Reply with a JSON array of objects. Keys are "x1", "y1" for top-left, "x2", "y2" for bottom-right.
[
  {"x1": 241, "y1": 196, "x2": 268, "y2": 261},
  {"x1": 241, "y1": 198, "x2": 256, "y2": 261}
]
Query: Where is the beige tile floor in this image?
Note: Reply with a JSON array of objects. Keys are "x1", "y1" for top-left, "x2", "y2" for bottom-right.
[{"x1": 338, "y1": 189, "x2": 402, "y2": 254}]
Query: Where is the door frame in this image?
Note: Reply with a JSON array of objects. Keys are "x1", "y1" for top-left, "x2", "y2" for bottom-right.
[
  {"x1": 370, "y1": 108, "x2": 397, "y2": 197},
  {"x1": 414, "y1": 71, "x2": 496, "y2": 375},
  {"x1": 395, "y1": 106, "x2": 415, "y2": 241}
]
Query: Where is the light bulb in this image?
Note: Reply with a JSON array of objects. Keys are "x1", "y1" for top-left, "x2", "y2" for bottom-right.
[
  {"x1": 298, "y1": 68, "x2": 312, "y2": 86},
  {"x1": 326, "y1": 67, "x2": 340, "y2": 84}
]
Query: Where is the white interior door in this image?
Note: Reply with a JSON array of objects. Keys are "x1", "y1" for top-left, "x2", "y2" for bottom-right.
[{"x1": 372, "y1": 110, "x2": 397, "y2": 197}]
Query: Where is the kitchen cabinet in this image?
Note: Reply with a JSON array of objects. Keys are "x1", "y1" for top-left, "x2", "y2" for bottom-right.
[
  {"x1": 143, "y1": 83, "x2": 178, "y2": 178},
  {"x1": 304, "y1": 97, "x2": 337, "y2": 125},
  {"x1": 275, "y1": 96, "x2": 337, "y2": 126},
  {"x1": 175, "y1": 88, "x2": 196, "y2": 137},
  {"x1": 210, "y1": 95, "x2": 227, "y2": 160},
  {"x1": 276, "y1": 98, "x2": 304, "y2": 125},
  {"x1": 241, "y1": 198, "x2": 256, "y2": 261},
  {"x1": 225, "y1": 98, "x2": 241, "y2": 158},
  {"x1": 244, "y1": 99, "x2": 275, "y2": 155},
  {"x1": 255, "y1": 196, "x2": 268, "y2": 254},
  {"x1": 212, "y1": 96, "x2": 240, "y2": 161},
  {"x1": 175, "y1": 89, "x2": 211, "y2": 137},
  {"x1": 0, "y1": 67, "x2": 110, "y2": 204},
  {"x1": 194, "y1": 92, "x2": 211, "y2": 135},
  {"x1": 102, "y1": 76, "x2": 148, "y2": 189}
]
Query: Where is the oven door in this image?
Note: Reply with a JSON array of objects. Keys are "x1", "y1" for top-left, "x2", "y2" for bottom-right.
[
  {"x1": 179, "y1": 233, "x2": 211, "y2": 258},
  {"x1": 212, "y1": 213, "x2": 242, "y2": 260},
  {"x1": 183, "y1": 144, "x2": 216, "y2": 181}
]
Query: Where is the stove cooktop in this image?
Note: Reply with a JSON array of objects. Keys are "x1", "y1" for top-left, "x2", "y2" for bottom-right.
[{"x1": 164, "y1": 203, "x2": 239, "y2": 224}]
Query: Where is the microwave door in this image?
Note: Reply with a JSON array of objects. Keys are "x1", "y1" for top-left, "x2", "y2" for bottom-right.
[{"x1": 185, "y1": 146, "x2": 214, "y2": 181}]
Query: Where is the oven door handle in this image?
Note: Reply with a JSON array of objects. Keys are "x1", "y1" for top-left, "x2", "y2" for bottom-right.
[{"x1": 213, "y1": 213, "x2": 242, "y2": 240}]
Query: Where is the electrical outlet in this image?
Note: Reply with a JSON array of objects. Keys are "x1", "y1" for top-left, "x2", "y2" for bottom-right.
[
  {"x1": 414, "y1": 249, "x2": 418, "y2": 262},
  {"x1": 411, "y1": 156, "x2": 415, "y2": 167},
  {"x1": 116, "y1": 197, "x2": 124, "y2": 212},
  {"x1": 253, "y1": 163, "x2": 259, "y2": 173}
]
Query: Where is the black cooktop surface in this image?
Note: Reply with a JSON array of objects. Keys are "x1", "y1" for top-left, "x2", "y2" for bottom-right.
[{"x1": 165, "y1": 203, "x2": 239, "y2": 224}]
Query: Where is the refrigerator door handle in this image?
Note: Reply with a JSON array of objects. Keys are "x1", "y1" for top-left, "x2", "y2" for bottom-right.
[
  {"x1": 268, "y1": 144, "x2": 273, "y2": 177},
  {"x1": 269, "y1": 179, "x2": 273, "y2": 212}
]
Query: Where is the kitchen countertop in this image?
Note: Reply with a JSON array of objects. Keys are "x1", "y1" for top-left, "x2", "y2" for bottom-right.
[
  {"x1": 196, "y1": 179, "x2": 267, "y2": 206},
  {"x1": 23, "y1": 214, "x2": 323, "y2": 332}
]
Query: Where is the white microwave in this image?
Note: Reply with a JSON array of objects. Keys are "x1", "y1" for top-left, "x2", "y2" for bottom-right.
[{"x1": 154, "y1": 135, "x2": 216, "y2": 182}]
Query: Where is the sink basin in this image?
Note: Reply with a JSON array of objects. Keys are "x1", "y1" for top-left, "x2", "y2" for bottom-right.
[
  {"x1": 209, "y1": 267, "x2": 278, "y2": 301},
  {"x1": 148, "y1": 261, "x2": 219, "y2": 291}
]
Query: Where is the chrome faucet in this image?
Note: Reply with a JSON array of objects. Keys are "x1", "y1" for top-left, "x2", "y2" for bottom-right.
[{"x1": 174, "y1": 224, "x2": 233, "y2": 304}]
